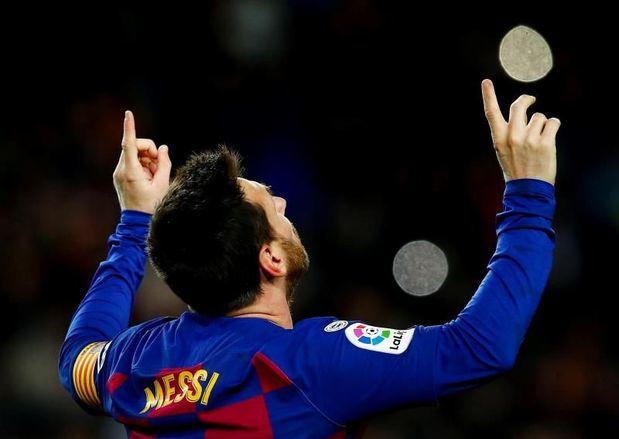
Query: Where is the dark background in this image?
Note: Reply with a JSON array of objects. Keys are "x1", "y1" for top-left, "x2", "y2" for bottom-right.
[{"x1": 1, "y1": 3, "x2": 618, "y2": 438}]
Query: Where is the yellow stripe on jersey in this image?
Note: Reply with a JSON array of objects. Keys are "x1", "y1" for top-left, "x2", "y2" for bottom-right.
[{"x1": 72, "y1": 342, "x2": 106, "y2": 408}]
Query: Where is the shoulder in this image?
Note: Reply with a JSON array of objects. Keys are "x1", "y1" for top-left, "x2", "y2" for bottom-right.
[
  {"x1": 291, "y1": 318, "x2": 417, "y2": 355},
  {"x1": 293, "y1": 316, "x2": 347, "y2": 332},
  {"x1": 279, "y1": 316, "x2": 355, "y2": 343},
  {"x1": 258, "y1": 316, "x2": 346, "y2": 360},
  {"x1": 258, "y1": 318, "x2": 428, "y2": 424},
  {"x1": 103, "y1": 316, "x2": 177, "y2": 365},
  {"x1": 260, "y1": 317, "x2": 425, "y2": 377},
  {"x1": 112, "y1": 316, "x2": 175, "y2": 344}
]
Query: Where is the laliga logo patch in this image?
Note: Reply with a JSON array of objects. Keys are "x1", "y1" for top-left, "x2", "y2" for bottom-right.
[
  {"x1": 345, "y1": 323, "x2": 414, "y2": 354},
  {"x1": 352, "y1": 324, "x2": 389, "y2": 345}
]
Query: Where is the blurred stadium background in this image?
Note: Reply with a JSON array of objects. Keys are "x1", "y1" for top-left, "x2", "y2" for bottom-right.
[{"x1": 1, "y1": 3, "x2": 618, "y2": 438}]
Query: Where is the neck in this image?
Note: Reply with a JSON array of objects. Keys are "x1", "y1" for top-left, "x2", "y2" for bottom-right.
[{"x1": 226, "y1": 281, "x2": 293, "y2": 329}]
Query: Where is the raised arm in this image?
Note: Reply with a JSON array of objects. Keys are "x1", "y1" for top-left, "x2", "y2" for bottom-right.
[
  {"x1": 58, "y1": 111, "x2": 171, "y2": 411},
  {"x1": 270, "y1": 81, "x2": 562, "y2": 425},
  {"x1": 433, "y1": 79, "x2": 560, "y2": 396}
]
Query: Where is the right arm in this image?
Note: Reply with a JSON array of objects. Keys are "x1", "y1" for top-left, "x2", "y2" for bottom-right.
[{"x1": 58, "y1": 111, "x2": 171, "y2": 413}]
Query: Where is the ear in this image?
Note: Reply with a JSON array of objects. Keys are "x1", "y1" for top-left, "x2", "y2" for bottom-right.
[{"x1": 258, "y1": 242, "x2": 287, "y2": 278}]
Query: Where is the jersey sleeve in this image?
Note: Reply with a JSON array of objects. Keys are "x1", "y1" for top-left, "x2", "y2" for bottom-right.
[
  {"x1": 264, "y1": 179, "x2": 556, "y2": 425},
  {"x1": 58, "y1": 210, "x2": 151, "y2": 414}
]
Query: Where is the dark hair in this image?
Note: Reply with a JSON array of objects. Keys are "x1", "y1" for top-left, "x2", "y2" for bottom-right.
[{"x1": 147, "y1": 146, "x2": 273, "y2": 315}]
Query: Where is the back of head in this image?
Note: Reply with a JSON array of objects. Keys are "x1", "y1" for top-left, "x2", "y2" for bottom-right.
[{"x1": 147, "y1": 146, "x2": 273, "y2": 315}]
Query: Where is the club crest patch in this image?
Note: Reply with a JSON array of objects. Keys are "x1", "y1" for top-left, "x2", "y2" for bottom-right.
[
  {"x1": 345, "y1": 323, "x2": 414, "y2": 354},
  {"x1": 324, "y1": 320, "x2": 349, "y2": 332}
]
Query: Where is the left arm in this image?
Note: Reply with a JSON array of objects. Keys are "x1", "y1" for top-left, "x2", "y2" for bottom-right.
[
  {"x1": 58, "y1": 111, "x2": 171, "y2": 412},
  {"x1": 268, "y1": 80, "x2": 561, "y2": 425},
  {"x1": 272, "y1": 180, "x2": 556, "y2": 425}
]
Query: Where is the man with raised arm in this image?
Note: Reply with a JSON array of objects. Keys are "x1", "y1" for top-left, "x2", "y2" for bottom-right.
[{"x1": 59, "y1": 80, "x2": 559, "y2": 438}]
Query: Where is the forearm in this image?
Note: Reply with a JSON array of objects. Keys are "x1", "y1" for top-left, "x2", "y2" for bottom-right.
[{"x1": 434, "y1": 179, "x2": 555, "y2": 397}]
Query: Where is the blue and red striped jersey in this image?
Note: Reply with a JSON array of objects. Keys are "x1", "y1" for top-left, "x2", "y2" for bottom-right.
[{"x1": 59, "y1": 179, "x2": 556, "y2": 438}]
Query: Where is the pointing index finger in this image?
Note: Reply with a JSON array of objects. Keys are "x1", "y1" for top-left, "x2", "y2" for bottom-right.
[
  {"x1": 122, "y1": 110, "x2": 137, "y2": 151},
  {"x1": 481, "y1": 79, "x2": 507, "y2": 136},
  {"x1": 121, "y1": 110, "x2": 141, "y2": 169}
]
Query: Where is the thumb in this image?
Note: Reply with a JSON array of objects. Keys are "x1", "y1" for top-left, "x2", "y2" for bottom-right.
[{"x1": 153, "y1": 145, "x2": 172, "y2": 186}]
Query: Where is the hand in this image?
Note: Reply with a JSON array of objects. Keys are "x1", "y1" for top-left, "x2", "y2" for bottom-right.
[
  {"x1": 113, "y1": 111, "x2": 172, "y2": 214},
  {"x1": 481, "y1": 79, "x2": 560, "y2": 185}
]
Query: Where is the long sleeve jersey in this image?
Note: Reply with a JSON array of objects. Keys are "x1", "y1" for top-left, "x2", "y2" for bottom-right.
[{"x1": 59, "y1": 179, "x2": 556, "y2": 438}]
